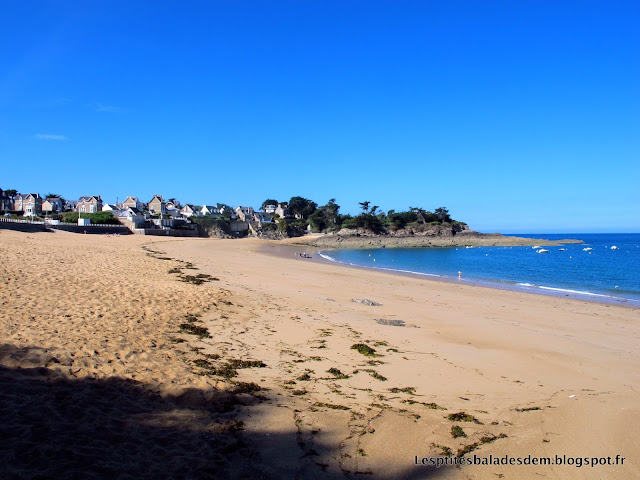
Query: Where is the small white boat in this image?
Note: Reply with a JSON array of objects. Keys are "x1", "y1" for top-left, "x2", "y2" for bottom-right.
[
  {"x1": 532, "y1": 245, "x2": 541, "y2": 249},
  {"x1": 536, "y1": 249, "x2": 550, "y2": 254},
  {"x1": 559, "y1": 248, "x2": 566, "y2": 251},
  {"x1": 611, "y1": 246, "x2": 618, "y2": 250},
  {"x1": 583, "y1": 247, "x2": 593, "y2": 251}
]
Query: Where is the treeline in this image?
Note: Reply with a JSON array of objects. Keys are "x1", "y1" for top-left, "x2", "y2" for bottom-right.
[{"x1": 261, "y1": 197, "x2": 467, "y2": 236}]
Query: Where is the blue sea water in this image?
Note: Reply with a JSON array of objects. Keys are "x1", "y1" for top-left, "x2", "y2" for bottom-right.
[{"x1": 319, "y1": 233, "x2": 640, "y2": 306}]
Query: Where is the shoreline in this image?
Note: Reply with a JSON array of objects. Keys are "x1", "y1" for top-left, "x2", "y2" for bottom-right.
[{"x1": 259, "y1": 241, "x2": 639, "y2": 309}]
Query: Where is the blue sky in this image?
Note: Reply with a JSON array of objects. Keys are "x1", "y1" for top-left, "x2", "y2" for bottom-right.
[{"x1": 1, "y1": 1, "x2": 638, "y2": 233}]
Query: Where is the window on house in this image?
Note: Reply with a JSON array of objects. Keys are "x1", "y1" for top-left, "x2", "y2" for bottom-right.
[{"x1": 91, "y1": 205, "x2": 96, "y2": 213}]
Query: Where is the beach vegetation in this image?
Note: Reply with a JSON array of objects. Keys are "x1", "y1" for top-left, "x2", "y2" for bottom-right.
[
  {"x1": 451, "y1": 425, "x2": 467, "y2": 438},
  {"x1": 515, "y1": 406, "x2": 542, "y2": 412},
  {"x1": 433, "y1": 444, "x2": 453, "y2": 457},
  {"x1": 366, "y1": 359, "x2": 385, "y2": 365},
  {"x1": 456, "y1": 433, "x2": 507, "y2": 457},
  {"x1": 179, "y1": 273, "x2": 218, "y2": 285},
  {"x1": 368, "y1": 371, "x2": 387, "y2": 381},
  {"x1": 178, "y1": 323, "x2": 210, "y2": 338},
  {"x1": 355, "y1": 368, "x2": 387, "y2": 381},
  {"x1": 389, "y1": 387, "x2": 416, "y2": 395},
  {"x1": 402, "y1": 399, "x2": 446, "y2": 410},
  {"x1": 313, "y1": 402, "x2": 350, "y2": 410},
  {"x1": 227, "y1": 359, "x2": 266, "y2": 369},
  {"x1": 350, "y1": 343, "x2": 379, "y2": 357},
  {"x1": 447, "y1": 412, "x2": 483, "y2": 424},
  {"x1": 327, "y1": 367, "x2": 349, "y2": 379},
  {"x1": 233, "y1": 382, "x2": 263, "y2": 394}
]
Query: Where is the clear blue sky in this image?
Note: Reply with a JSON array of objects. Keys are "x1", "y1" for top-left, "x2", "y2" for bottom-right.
[{"x1": 1, "y1": 1, "x2": 638, "y2": 233}]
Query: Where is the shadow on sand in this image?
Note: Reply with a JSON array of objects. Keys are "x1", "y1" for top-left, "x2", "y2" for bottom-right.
[{"x1": 0, "y1": 344, "x2": 449, "y2": 479}]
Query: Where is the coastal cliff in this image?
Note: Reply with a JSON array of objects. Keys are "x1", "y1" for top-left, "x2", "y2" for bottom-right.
[{"x1": 292, "y1": 224, "x2": 582, "y2": 249}]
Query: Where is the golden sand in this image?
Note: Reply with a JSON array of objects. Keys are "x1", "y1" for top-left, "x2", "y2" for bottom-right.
[{"x1": 1, "y1": 230, "x2": 638, "y2": 479}]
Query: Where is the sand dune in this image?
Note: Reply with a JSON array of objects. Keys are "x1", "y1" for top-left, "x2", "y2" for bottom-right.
[{"x1": 1, "y1": 230, "x2": 637, "y2": 479}]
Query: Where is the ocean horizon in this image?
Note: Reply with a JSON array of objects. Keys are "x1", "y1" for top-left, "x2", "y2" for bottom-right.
[{"x1": 318, "y1": 233, "x2": 640, "y2": 307}]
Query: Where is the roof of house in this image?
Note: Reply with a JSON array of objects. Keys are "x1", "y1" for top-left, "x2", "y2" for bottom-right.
[
  {"x1": 17, "y1": 193, "x2": 42, "y2": 200},
  {"x1": 79, "y1": 196, "x2": 101, "y2": 202},
  {"x1": 150, "y1": 195, "x2": 165, "y2": 202}
]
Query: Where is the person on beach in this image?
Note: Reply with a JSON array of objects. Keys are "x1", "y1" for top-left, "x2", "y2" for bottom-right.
[{"x1": 458, "y1": 270, "x2": 462, "y2": 279}]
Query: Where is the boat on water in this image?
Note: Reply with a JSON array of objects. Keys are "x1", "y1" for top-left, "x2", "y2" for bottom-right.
[
  {"x1": 611, "y1": 246, "x2": 618, "y2": 250},
  {"x1": 559, "y1": 248, "x2": 566, "y2": 251},
  {"x1": 536, "y1": 249, "x2": 550, "y2": 254},
  {"x1": 532, "y1": 245, "x2": 541, "y2": 249},
  {"x1": 583, "y1": 247, "x2": 593, "y2": 251}
]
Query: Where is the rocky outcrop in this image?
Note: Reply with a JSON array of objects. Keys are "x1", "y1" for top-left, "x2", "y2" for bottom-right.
[{"x1": 300, "y1": 225, "x2": 582, "y2": 249}]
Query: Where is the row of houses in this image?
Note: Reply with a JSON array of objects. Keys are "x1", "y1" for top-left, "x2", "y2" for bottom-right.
[{"x1": 1, "y1": 188, "x2": 289, "y2": 233}]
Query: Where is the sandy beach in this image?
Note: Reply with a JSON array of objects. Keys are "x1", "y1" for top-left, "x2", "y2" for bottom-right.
[{"x1": 1, "y1": 229, "x2": 638, "y2": 479}]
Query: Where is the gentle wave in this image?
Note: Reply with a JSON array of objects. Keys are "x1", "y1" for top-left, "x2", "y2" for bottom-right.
[
  {"x1": 536, "y1": 286, "x2": 613, "y2": 298},
  {"x1": 318, "y1": 253, "x2": 336, "y2": 262},
  {"x1": 376, "y1": 266, "x2": 441, "y2": 277},
  {"x1": 516, "y1": 282, "x2": 620, "y2": 298},
  {"x1": 318, "y1": 252, "x2": 441, "y2": 277}
]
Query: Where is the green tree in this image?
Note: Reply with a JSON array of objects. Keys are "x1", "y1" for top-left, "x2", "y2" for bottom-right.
[
  {"x1": 308, "y1": 198, "x2": 341, "y2": 232},
  {"x1": 288, "y1": 196, "x2": 317, "y2": 220},
  {"x1": 308, "y1": 210, "x2": 326, "y2": 232},
  {"x1": 359, "y1": 201, "x2": 370, "y2": 214},
  {"x1": 45, "y1": 193, "x2": 67, "y2": 207},
  {"x1": 435, "y1": 207, "x2": 451, "y2": 223},
  {"x1": 4, "y1": 189, "x2": 17, "y2": 197},
  {"x1": 409, "y1": 207, "x2": 426, "y2": 224}
]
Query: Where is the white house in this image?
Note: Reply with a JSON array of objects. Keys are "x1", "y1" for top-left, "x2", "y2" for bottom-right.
[
  {"x1": 102, "y1": 203, "x2": 120, "y2": 212},
  {"x1": 201, "y1": 205, "x2": 220, "y2": 216},
  {"x1": 180, "y1": 204, "x2": 201, "y2": 218}
]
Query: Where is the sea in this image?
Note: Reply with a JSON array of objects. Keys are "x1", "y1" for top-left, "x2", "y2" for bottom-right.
[{"x1": 318, "y1": 233, "x2": 640, "y2": 307}]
